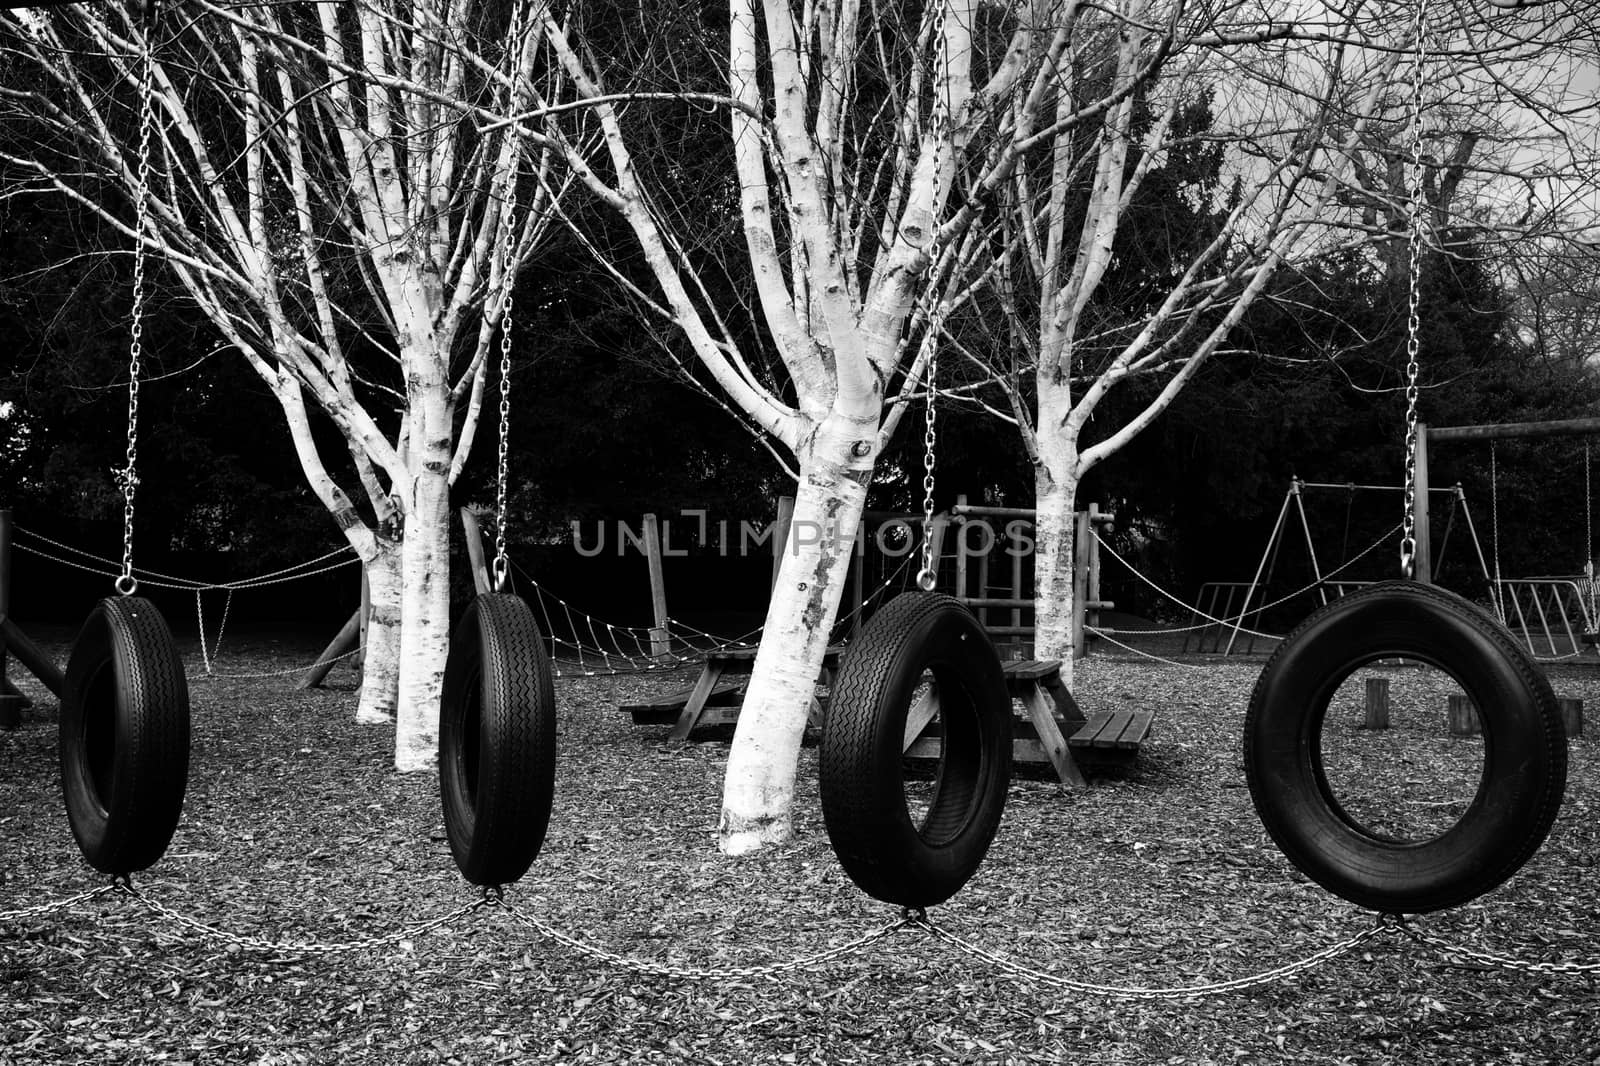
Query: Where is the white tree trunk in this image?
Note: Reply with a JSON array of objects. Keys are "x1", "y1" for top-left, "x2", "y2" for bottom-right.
[
  {"x1": 354, "y1": 545, "x2": 402, "y2": 724},
  {"x1": 1032, "y1": 405, "x2": 1080, "y2": 685},
  {"x1": 393, "y1": 366, "x2": 454, "y2": 772},
  {"x1": 719, "y1": 415, "x2": 872, "y2": 854}
]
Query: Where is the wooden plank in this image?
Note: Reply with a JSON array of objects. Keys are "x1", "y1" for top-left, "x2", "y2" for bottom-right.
[
  {"x1": 1039, "y1": 672, "x2": 1087, "y2": 728},
  {"x1": 296, "y1": 608, "x2": 359, "y2": 690},
  {"x1": 1, "y1": 676, "x2": 31, "y2": 707},
  {"x1": 771, "y1": 496, "x2": 795, "y2": 590},
  {"x1": 1002, "y1": 659, "x2": 1060, "y2": 683},
  {"x1": 1021, "y1": 683, "x2": 1086, "y2": 787},
  {"x1": 667, "y1": 660, "x2": 728, "y2": 744},
  {"x1": 1069, "y1": 709, "x2": 1153, "y2": 750},
  {"x1": 643, "y1": 514, "x2": 671, "y2": 659},
  {"x1": 460, "y1": 506, "x2": 493, "y2": 595},
  {"x1": 709, "y1": 645, "x2": 845, "y2": 669},
  {"x1": 1100, "y1": 710, "x2": 1153, "y2": 748},
  {"x1": 902, "y1": 687, "x2": 940, "y2": 751},
  {"x1": 620, "y1": 680, "x2": 743, "y2": 724},
  {"x1": 1, "y1": 617, "x2": 64, "y2": 697}
]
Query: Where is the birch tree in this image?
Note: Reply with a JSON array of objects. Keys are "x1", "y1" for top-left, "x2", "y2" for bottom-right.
[
  {"x1": 0, "y1": 0, "x2": 568, "y2": 768},
  {"x1": 531, "y1": 0, "x2": 1201, "y2": 852},
  {"x1": 980, "y1": 0, "x2": 1600, "y2": 672}
]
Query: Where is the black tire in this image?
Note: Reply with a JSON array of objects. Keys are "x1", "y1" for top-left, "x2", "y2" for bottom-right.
[
  {"x1": 60, "y1": 596, "x2": 190, "y2": 875},
  {"x1": 820, "y1": 591, "x2": 1011, "y2": 908},
  {"x1": 1245, "y1": 580, "x2": 1567, "y2": 913},
  {"x1": 440, "y1": 593, "x2": 557, "y2": 886}
]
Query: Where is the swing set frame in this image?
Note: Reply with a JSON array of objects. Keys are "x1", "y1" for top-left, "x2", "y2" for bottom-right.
[{"x1": 1411, "y1": 417, "x2": 1600, "y2": 584}]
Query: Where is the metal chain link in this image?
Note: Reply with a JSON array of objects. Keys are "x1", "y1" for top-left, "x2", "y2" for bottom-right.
[
  {"x1": 116, "y1": 40, "x2": 157, "y2": 598},
  {"x1": 493, "y1": 184, "x2": 516, "y2": 593},
  {"x1": 1398, "y1": 0, "x2": 1427, "y2": 580},
  {"x1": 501, "y1": 899, "x2": 913, "y2": 981},
  {"x1": 490, "y1": 5, "x2": 525, "y2": 594},
  {"x1": 916, "y1": 912, "x2": 1399, "y2": 1001},
  {"x1": 115, "y1": 880, "x2": 492, "y2": 958},
  {"x1": 195, "y1": 587, "x2": 234, "y2": 675},
  {"x1": 1401, "y1": 921, "x2": 1600, "y2": 976},
  {"x1": 0, "y1": 885, "x2": 119, "y2": 924},
  {"x1": 917, "y1": 0, "x2": 949, "y2": 594}
]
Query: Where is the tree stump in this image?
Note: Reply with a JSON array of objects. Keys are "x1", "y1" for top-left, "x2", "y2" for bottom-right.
[
  {"x1": 1447, "y1": 694, "x2": 1480, "y2": 737},
  {"x1": 1558, "y1": 697, "x2": 1583, "y2": 738},
  {"x1": 1363, "y1": 677, "x2": 1390, "y2": 730}
]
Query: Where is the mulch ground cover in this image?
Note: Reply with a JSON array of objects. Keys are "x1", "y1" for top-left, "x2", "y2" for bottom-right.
[{"x1": 4, "y1": 626, "x2": 1599, "y2": 1065}]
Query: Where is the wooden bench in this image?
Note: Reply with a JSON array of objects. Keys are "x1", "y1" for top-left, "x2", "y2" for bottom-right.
[
  {"x1": 904, "y1": 658, "x2": 1152, "y2": 787},
  {"x1": 624, "y1": 646, "x2": 845, "y2": 744},
  {"x1": 619, "y1": 680, "x2": 743, "y2": 725}
]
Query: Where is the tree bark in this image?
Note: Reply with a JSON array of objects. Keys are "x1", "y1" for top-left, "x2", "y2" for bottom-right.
[
  {"x1": 393, "y1": 360, "x2": 454, "y2": 772},
  {"x1": 1032, "y1": 408, "x2": 1080, "y2": 683},
  {"x1": 719, "y1": 412, "x2": 873, "y2": 854},
  {"x1": 354, "y1": 544, "x2": 402, "y2": 724}
]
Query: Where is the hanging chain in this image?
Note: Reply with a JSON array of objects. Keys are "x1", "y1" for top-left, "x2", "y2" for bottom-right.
[
  {"x1": 915, "y1": 912, "x2": 1397, "y2": 1001},
  {"x1": 917, "y1": 0, "x2": 949, "y2": 594},
  {"x1": 194, "y1": 587, "x2": 234, "y2": 675},
  {"x1": 1398, "y1": 0, "x2": 1427, "y2": 580},
  {"x1": 492, "y1": 174, "x2": 517, "y2": 593},
  {"x1": 1399, "y1": 921, "x2": 1600, "y2": 976},
  {"x1": 116, "y1": 41, "x2": 157, "y2": 598},
  {"x1": 1586, "y1": 441, "x2": 1594, "y2": 581},
  {"x1": 0, "y1": 884, "x2": 119, "y2": 924}
]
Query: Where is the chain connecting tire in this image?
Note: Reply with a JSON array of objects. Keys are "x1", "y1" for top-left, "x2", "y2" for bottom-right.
[
  {"x1": 440, "y1": 593, "x2": 557, "y2": 886},
  {"x1": 60, "y1": 596, "x2": 190, "y2": 875},
  {"x1": 1245, "y1": 580, "x2": 1567, "y2": 914},
  {"x1": 820, "y1": 591, "x2": 1011, "y2": 908}
]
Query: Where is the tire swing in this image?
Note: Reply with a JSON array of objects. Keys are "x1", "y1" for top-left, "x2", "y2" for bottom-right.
[
  {"x1": 1244, "y1": 6, "x2": 1565, "y2": 915},
  {"x1": 820, "y1": 247, "x2": 1011, "y2": 909},
  {"x1": 438, "y1": 167, "x2": 556, "y2": 888},
  {"x1": 61, "y1": 36, "x2": 191, "y2": 877}
]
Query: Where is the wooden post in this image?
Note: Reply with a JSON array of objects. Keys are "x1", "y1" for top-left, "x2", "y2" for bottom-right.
[
  {"x1": 927, "y1": 513, "x2": 950, "y2": 588},
  {"x1": 975, "y1": 528, "x2": 989, "y2": 629},
  {"x1": 1363, "y1": 677, "x2": 1390, "y2": 730},
  {"x1": 358, "y1": 568, "x2": 370, "y2": 674},
  {"x1": 642, "y1": 513, "x2": 671, "y2": 660},
  {"x1": 850, "y1": 528, "x2": 865, "y2": 641},
  {"x1": 1447, "y1": 693, "x2": 1479, "y2": 736},
  {"x1": 1010, "y1": 531, "x2": 1023, "y2": 635},
  {"x1": 771, "y1": 496, "x2": 795, "y2": 591},
  {"x1": 460, "y1": 506, "x2": 493, "y2": 595},
  {"x1": 1558, "y1": 697, "x2": 1583, "y2": 738},
  {"x1": 1413, "y1": 424, "x2": 1432, "y2": 584},
  {"x1": 954, "y1": 495, "x2": 969, "y2": 602},
  {"x1": 0, "y1": 508, "x2": 19, "y2": 729},
  {"x1": 1087, "y1": 503, "x2": 1104, "y2": 632},
  {"x1": 1071, "y1": 509, "x2": 1092, "y2": 661},
  {"x1": 297, "y1": 607, "x2": 361, "y2": 689}
]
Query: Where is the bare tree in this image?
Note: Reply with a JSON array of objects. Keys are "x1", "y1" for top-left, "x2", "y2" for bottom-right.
[
  {"x1": 531, "y1": 0, "x2": 1204, "y2": 853},
  {"x1": 978, "y1": 0, "x2": 1600, "y2": 673},
  {"x1": 0, "y1": 0, "x2": 569, "y2": 769}
]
